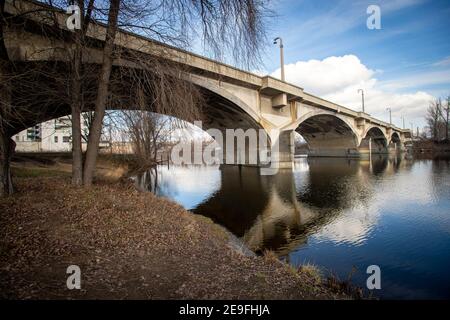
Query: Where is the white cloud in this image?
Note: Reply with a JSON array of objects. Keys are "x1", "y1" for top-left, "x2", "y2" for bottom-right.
[
  {"x1": 272, "y1": 55, "x2": 375, "y2": 95},
  {"x1": 271, "y1": 54, "x2": 436, "y2": 128}
]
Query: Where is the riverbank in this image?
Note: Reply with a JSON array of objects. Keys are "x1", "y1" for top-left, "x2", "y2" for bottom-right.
[
  {"x1": 412, "y1": 140, "x2": 450, "y2": 157},
  {"x1": 0, "y1": 158, "x2": 349, "y2": 299}
]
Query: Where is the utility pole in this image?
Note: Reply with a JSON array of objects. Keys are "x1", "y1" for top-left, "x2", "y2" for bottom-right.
[
  {"x1": 273, "y1": 37, "x2": 285, "y2": 81},
  {"x1": 386, "y1": 107, "x2": 392, "y2": 125},
  {"x1": 358, "y1": 89, "x2": 365, "y2": 113}
]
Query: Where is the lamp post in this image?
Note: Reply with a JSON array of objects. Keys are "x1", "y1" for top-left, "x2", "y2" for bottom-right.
[
  {"x1": 358, "y1": 89, "x2": 365, "y2": 113},
  {"x1": 273, "y1": 37, "x2": 285, "y2": 81},
  {"x1": 386, "y1": 107, "x2": 392, "y2": 125}
]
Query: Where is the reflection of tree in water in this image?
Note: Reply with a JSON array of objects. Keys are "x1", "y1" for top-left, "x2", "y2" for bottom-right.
[
  {"x1": 134, "y1": 168, "x2": 157, "y2": 193},
  {"x1": 134, "y1": 167, "x2": 179, "y2": 199},
  {"x1": 431, "y1": 158, "x2": 450, "y2": 200},
  {"x1": 431, "y1": 157, "x2": 450, "y2": 174}
]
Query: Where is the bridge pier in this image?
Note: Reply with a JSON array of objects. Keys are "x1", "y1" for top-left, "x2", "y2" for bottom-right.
[
  {"x1": 218, "y1": 129, "x2": 294, "y2": 169},
  {"x1": 269, "y1": 130, "x2": 294, "y2": 168}
]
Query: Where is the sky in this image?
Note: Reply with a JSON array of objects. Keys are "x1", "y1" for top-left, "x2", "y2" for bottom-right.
[{"x1": 256, "y1": 0, "x2": 450, "y2": 130}]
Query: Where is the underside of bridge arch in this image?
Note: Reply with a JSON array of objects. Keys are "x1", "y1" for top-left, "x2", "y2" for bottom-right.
[
  {"x1": 6, "y1": 61, "x2": 268, "y2": 166},
  {"x1": 388, "y1": 132, "x2": 403, "y2": 153},
  {"x1": 199, "y1": 87, "x2": 268, "y2": 166},
  {"x1": 296, "y1": 114, "x2": 359, "y2": 157},
  {"x1": 359, "y1": 127, "x2": 388, "y2": 156},
  {"x1": 390, "y1": 132, "x2": 401, "y2": 145}
]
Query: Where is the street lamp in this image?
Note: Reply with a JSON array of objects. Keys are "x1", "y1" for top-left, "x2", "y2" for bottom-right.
[
  {"x1": 273, "y1": 37, "x2": 285, "y2": 81},
  {"x1": 386, "y1": 107, "x2": 392, "y2": 125},
  {"x1": 358, "y1": 89, "x2": 365, "y2": 113}
]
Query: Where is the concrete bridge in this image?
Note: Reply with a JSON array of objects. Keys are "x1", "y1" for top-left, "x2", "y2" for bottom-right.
[{"x1": 2, "y1": 0, "x2": 412, "y2": 167}]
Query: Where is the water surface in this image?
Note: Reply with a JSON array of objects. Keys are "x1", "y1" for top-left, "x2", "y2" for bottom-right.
[{"x1": 134, "y1": 156, "x2": 450, "y2": 299}]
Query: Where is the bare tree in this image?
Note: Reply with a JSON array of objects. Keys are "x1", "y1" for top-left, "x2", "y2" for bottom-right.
[
  {"x1": 426, "y1": 99, "x2": 442, "y2": 141},
  {"x1": 426, "y1": 97, "x2": 450, "y2": 142},
  {"x1": 437, "y1": 96, "x2": 450, "y2": 141},
  {"x1": 0, "y1": 0, "x2": 88, "y2": 195},
  {"x1": 82, "y1": 0, "x2": 120, "y2": 186},
  {"x1": 0, "y1": 0, "x2": 270, "y2": 192},
  {"x1": 0, "y1": 60, "x2": 13, "y2": 195},
  {"x1": 81, "y1": 0, "x2": 270, "y2": 186},
  {"x1": 69, "y1": 0, "x2": 95, "y2": 185},
  {"x1": 1, "y1": 0, "x2": 17, "y2": 195},
  {"x1": 119, "y1": 111, "x2": 176, "y2": 167}
]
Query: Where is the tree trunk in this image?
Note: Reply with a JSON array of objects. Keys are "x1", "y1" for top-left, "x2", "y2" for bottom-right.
[
  {"x1": 71, "y1": 29, "x2": 83, "y2": 185},
  {"x1": 71, "y1": 89, "x2": 83, "y2": 184},
  {"x1": 0, "y1": 0, "x2": 13, "y2": 196},
  {"x1": 0, "y1": 63, "x2": 13, "y2": 196},
  {"x1": 83, "y1": 0, "x2": 120, "y2": 186},
  {"x1": 446, "y1": 98, "x2": 449, "y2": 142},
  {"x1": 0, "y1": 64, "x2": 13, "y2": 196},
  {"x1": 0, "y1": 130, "x2": 14, "y2": 196}
]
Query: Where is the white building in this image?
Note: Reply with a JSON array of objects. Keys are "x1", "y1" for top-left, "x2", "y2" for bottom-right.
[{"x1": 13, "y1": 116, "x2": 88, "y2": 152}]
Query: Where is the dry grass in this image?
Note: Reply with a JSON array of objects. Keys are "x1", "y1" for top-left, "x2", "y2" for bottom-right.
[
  {"x1": 298, "y1": 264, "x2": 322, "y2": 285},
  {"x1": 0, "y1": 160, "x2": 350, "y2": 300}
]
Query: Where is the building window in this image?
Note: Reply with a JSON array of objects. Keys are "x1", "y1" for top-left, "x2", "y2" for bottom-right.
[
  {"x1": 54, "y1": 136, "x2": 58, "y2": 143},
  {"x1": 63, "y1": 136, "x2": 70, "y2": 143},
  {"x1": 55, "y1": 117, "x2": 71, "y2": 130},
  {"x1": 26, "y1": 125, "x2": 41, "y2": 142},
  {"x1": 15, "y1": 136, "x2": 19, "y2": 142}
]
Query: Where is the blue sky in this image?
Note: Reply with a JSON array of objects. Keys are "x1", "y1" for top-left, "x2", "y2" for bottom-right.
[{"x1": 258, "y1": 0, "x2": 450, "y2": 128}]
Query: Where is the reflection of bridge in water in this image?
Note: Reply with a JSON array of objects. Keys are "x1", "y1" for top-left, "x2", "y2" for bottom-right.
[{"x1": 192, "y1": 156, "x2": 413, "y2": 256}]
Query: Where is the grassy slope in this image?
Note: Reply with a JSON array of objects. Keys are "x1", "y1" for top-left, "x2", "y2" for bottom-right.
[{"x1": 0, "y1": 161, "x2": 348, "y2": 299}]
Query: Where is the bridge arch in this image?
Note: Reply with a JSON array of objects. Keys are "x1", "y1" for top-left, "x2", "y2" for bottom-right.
[
  {"x1": 390, "y1": 132, "x2": 401, "y2": 145},
  {"x1": 388, "y1": 131, "x2": 402, "y2": 152},
  {"x1": 291, "y1": 111, "x2": 360, "y2": 157},
  {"x1": 360, "y1": 126, "x2": 388, "y2": 153},
  {"x1": 362, "y1": 125, "x2": 389, "y2": 141},
  {"x1": 10, "y1": 68, "x2": 268, "y2": 165},
  {"x1": 189, "y1": 76, "x2": 261, "y2": 128}
]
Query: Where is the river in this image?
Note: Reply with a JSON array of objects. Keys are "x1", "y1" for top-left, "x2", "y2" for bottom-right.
[{"x1": 133, "y1": 155, "x2": 450, "y2": 299}]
